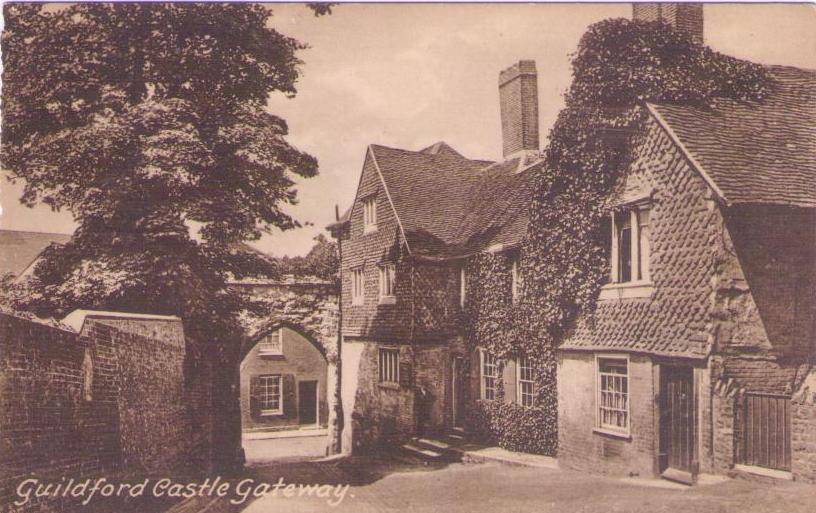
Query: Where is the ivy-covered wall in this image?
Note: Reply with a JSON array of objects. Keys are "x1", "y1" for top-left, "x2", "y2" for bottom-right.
[{"x1": 460, "y1": 250, "x2": 559, "y2": 455}]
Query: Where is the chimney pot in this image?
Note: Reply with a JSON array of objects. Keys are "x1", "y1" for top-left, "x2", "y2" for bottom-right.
[
  {"x1": 498, "y1": 60, "x2": 540, "y2": 160},
  {"x1": 633, "y1": 3, "x2": 704, "y2": 44}
]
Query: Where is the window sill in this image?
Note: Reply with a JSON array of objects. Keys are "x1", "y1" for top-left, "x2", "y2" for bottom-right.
[
  {"x1": 258, "y1": 351, "x2": 284, "y2": 357},
  {"x1": 260, "y1": 411, "x2": 284, "y2": 417},
  {"x1": 350, "y1": 301, "x2": 364, "y2": 307},
  {"x1": 599, "y1": 281, "x2": 654, "y2": 300},
  {"x1": 593, "y1": 427, "x2": 632, "y2": 440},
  {"x1": 363, "y1": 226, "x2": 378, "y2": 235},
  {"x1": 378, "y1": 382, "x2": 400, "y2": 391},
  {"x1": 378, "y1": 296, "x2": 396, "y2": 305}
]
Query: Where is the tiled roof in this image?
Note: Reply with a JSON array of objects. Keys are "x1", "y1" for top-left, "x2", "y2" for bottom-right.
[
  {"x1": 0, "y1": 229, "x2": 72, "y2": 276},
  {"x1": 649, "y1": 65, "x2": 816, "y2": 208},
  {"x1": 369, "y1": 143, "x2": 541, "y2": 258}
]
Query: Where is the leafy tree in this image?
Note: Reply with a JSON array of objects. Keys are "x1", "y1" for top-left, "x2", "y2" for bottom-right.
[
  {"x1": 1, "y1": 3, "x2": 321, "y2": 344},
  {"x1": 272, "y1": 234, "x2": 339, "y2": 284}
]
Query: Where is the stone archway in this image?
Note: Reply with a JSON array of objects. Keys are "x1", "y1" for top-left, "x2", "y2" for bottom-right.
[{"x1": 230, "y1": 279, "x2": 341, "y2": 464}]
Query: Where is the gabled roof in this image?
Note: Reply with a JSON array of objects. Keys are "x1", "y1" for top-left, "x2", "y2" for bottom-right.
[
  {"x1": 367, "y1": 143, "x2": 542, "y2": 258},
  {"x1": 649, "y1": 65, "x2": 816, "y2": 208},
  {"x1": 0, "y1": 229, "x2": 72, "y2": 276}
]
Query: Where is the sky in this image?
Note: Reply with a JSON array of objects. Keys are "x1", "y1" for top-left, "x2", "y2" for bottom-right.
[{"x1": 1, "y1": 2, "x2": 815, "y2": 256}]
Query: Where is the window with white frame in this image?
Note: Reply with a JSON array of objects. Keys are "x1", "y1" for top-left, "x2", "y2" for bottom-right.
[
  {"x1": 258, "y1": 330, "x2": 283, "y2": 355},
  {"x1": 378, "y1": 263, "x2": 396, "y2": 299},
  {"x1": 378, "y1": 348, "x2": 399, "y2": 384},
  {"x1": 351, "y1": 268, "x2": 364, "y2": 305},
  {"x1": 597, "y1": 357, "x2": 629, "y2": 432},
  {"x1": 517, "y1": 356, "x2": 535, "y2": 407},
  {"x1": 481, "y1": 350, "x2": 499, "y2": 400},
  {"x1": 610, "y1": 206, "x2": 650, "y2": 283},
  {"x1": 259, "y1": 375, "x2": 282, "y2": 415},
  {"x1": 459, "y1": 265, "x2": 467, "y2": 308},
  {"x1": 511, "y1": 256, "x2": 521, "y2": 303},
  {"x1": 363, "y1": 197, "x2": 377, "y2": 232}
]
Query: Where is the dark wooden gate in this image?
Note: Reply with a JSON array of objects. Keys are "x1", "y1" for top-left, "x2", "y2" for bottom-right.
[
  {"x1": 736, "y1": 393, "x2": 791, "y2": 471},
  {"x1": 660, "y1": 366, "x2": 696, "y2": 479}
]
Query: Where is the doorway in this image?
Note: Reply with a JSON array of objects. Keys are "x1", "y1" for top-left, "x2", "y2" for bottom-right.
[
  {"x1": 660, "y1": 366, "x2": 696, "y2": 482},
  {"x1": 298, "y1": 380, "x2": 318, "y2": 425},
  {"x1": 451, "y1": 356, "x2": 467, "y2": 429}
]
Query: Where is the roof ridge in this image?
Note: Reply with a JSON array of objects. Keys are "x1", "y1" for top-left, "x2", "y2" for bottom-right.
[{"x1": 0, "y1": 228, "x2": 73, "y2": 237}]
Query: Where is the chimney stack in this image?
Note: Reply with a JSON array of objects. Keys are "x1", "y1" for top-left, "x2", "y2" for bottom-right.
[
  {"x1": 498, "y1": 60, "x2": 539, "y2": 160},
  {"x1": 633, "y1": 3, "x2": 704, "y2": 44}
]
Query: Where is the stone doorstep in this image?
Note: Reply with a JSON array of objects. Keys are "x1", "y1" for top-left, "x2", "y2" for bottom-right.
[
  {"x1": 733, "y1": 464, "x2": 794, "y2": 481},
  {"x1": 242, "y1": 427, "x2": 329, "y2": 441},
  {"x1": 402, "y1": 443, "x2": 443, "y2": 459},
  {"x1": 456, "y1": 446, "x2": 559, "y2": 469}
]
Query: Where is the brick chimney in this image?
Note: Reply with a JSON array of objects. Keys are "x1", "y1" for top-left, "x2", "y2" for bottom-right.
[
  {"x1": 498, "y1": 60, "x2": 539, "y2": 160},
  {"x1": 633, "y1": 3, "x2": 704, "y2": 44}
]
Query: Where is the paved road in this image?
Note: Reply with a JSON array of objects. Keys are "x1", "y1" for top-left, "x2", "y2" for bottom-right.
[
  {"x1": 172, "y1": 455, "x2": 816, "y2": 513},
  {"x1": 242, "y1": 433, "x2": 329, "y2": 465},
  {"x1": 251, "y1": 460, "x2": 815, "y2": 513}
]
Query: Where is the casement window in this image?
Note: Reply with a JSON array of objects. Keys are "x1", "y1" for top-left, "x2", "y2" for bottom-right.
[
  {"x1": 517, "y1": 356, "x2": 535, "y2": 407},
  {"x1": 378, "y1": 263, "x2": 396, "y2": 300},
  {"x1": 363, "y1": 197, "x2": 377, "y2": 232},
  {"x1": 511, "y1": 256, "x2": 521, "y2": 303},
  {"x1": 351, "y1": 268, "x2": 364, "y2": 305},
  {"x1": 610, "y1": 206, "x2": 650, "y2": 283},
  {"x1": 597, "y1": 357, "x2": 629, "y2": 433},
  {"x1": 258, "y1": 375, "x2": 282, "y2": 415},
  {"x1": 378, "y1": 348, "x2": 400, "y2": 384},
  {"x1": 258, "y1": 329, "x2": 283, "y2": 355},
  {"x1": 480, "y1": 350, "x2": 499, "y2": 401},
  {"x1": 459, "y1": 265, "x2": 467, "y2": 308}
]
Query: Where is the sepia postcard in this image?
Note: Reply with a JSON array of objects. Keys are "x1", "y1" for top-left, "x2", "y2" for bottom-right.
[{"x1": 1, "y1": 2, "x2": 815, "y2": 512}]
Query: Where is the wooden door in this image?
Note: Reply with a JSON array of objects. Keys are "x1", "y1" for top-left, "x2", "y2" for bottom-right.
[
  {"x1": 660, "y1": 366, "x2": 696, "y2": 478},
  {"x1": 452, "y1": 357, "x2": 467, "y2": 429},
  {"x1": 298, "y1": 380, "x2": 318, "y2": 425}
]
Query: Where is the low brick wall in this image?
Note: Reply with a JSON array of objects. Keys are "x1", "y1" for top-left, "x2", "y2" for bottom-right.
[{"x1": 0, "y1": 311, "x2": 212, "y2": 512}]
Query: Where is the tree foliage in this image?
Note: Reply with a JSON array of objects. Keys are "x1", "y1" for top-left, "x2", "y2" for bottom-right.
[
  {"x1": 272, "y1": 234, "x2": 340, "y2": 285},
  {"x1": 1, "y1": 3, "x2": 319, "y2": 342}
]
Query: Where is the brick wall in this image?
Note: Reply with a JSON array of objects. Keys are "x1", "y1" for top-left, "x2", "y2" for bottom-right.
[
  {"x1": 0, "y1": 311, "x2": 211, "y2": 512},
  {"x1": 558, "y1": 352, "x2": 658, "y2": 477},
  {"x1": 498, "y1": 60, "x2": 539, "y2": 158}
]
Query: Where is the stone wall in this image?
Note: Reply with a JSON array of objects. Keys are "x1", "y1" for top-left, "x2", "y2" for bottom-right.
[
  {"x1": 0, "y1": 310, "x2": 210, "y2": 512},
  {"x1": 791, "y1": 369, "x2": 816, "y2": 483},
  {"x1": 341, "y1": 340, "x2": 415, "y2": 452}
]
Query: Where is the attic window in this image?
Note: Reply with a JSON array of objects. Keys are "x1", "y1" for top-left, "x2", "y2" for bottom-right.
[
  {"x1": 363, "y1": 197, "x2": 377, "y2": 233},
  {"x1": 258, "y1": 330, "x2": 283, "y2": 355},
  {"x1": 610, "y1": 205, "x2": 650, "y2": 284}
]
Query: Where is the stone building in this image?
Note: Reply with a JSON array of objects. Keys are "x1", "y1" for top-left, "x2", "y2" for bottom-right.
[
  {"x1": 557, "y1": 4, "x2": 816, "y2": 484},
  {"x1": 329, "y1": 61, "x2": 545, "y2": 452}
]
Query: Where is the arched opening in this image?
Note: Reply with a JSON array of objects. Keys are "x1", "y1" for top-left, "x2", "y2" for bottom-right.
[{"x1": 238, "y1": 321, "x2": 330, "y2": 465}]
